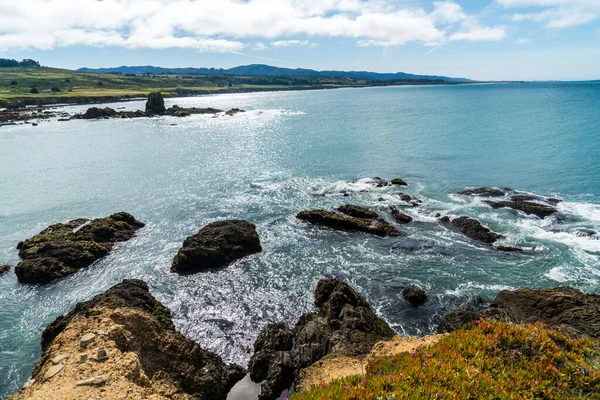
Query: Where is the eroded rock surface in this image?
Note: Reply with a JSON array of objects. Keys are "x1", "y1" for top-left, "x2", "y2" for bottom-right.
[
  {"x1": 8, "y1": 280, "x2": 244, "y2": 400},
  {"x1": 14, "y1": 213, "x2": 144, "y2": 284},
  {"x1": 171, "y1": 220, "x2": 262, "y2": 274},
  {"x1": 390, "y1": 208, "x2": 413, "y2": 224},
  {"x1": 145, "y1": 91, "x2": 166, "y2": 114},
  {"x1": 484, "y1": 200, "x2": 557, "y2": 218},
  {"x1": 448, "y1": 216, "x2": 502, "y2": 244},
  {"x1": 457, "y1": 187, "x2": 507, "y2": 197},
  {"x1": 336, "y1": 204, "x2": 378, "y2": 219},
  {"x1": 248, "y1": 279, "x2": 394, "y2": 400},
  {"x1": 297, "y1": 209, "x2": 404, "y2": 237}
]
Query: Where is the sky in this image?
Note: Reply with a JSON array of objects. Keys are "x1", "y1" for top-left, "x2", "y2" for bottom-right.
[{"x1": 0, "y1": 0, "x2": 599, "y2": 81}]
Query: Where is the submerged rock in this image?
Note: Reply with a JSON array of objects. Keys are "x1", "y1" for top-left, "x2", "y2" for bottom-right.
[
  {"x1": 371, "y1": 177, "x2": 390, "y2": 187},
  {"x1": 450, "y1": 216, "x2": 502, "y2": 244},
  {"x1": 496, "y1": 245, "x2": 524, "y2": 252},
  {"x1": 225, "y1": 108, "x2": 245, "y2": 116},
  {"x1": 390, "y1": 208, "x2": 413, "y2": 224},
  {"x1": 0, "y1": 264, "x2": 10, "y2": 276},
  {"x1": 171, "y1": 220, "x2": 262, "y2": 274},
  {"x1": 14, "y1": 212, "x2": 144, "y2": 284},
  {"x1": 336, "y1": 204, "x2": 378, "y2": 219},
  {"x1": 8, "y1": 279, "x2": 244, "y2": 400},
  {"x1": 457, "y1": 187, "x2": 506, "y2": 197},
  {"x1": 297, "y1": 210, "x2": 404, "y2": 237},
  {"x1": 484, "y1": 200, "x2": 557, "y2": 218},
  {"x1": 145, "y1": 91, "x2": 166, "y2": 114},
  {"x1": 402, "y1": 287, "x2": 428, "y2": 307},
  {"x1": 248, "y1": 279, "x2": 394, "y2": 400}
]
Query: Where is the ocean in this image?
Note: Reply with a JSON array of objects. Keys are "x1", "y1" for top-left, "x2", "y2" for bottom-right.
[{"x1": 1, "y1": 82, "x2": 599, "y2": 397}]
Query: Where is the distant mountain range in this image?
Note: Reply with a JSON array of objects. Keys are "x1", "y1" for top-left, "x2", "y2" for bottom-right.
[{"x1": 78, "y1": 64, "x2": 471, "y2": 83}]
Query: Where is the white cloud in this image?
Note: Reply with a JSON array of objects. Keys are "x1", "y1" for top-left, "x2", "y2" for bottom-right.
[
  {"x1": 514, "y1": 37, "x2": 531, "y2": 44},
  {"x1": 252, "y1": 42, "x2": 268, "y2": 51},
  {"x1": 498, "y1": 0, "x2": 600, "y2": 28},
  {"x1": 0, "y1": 0, "x2": 506, "y2": 52},
  {"x1": 271, "y1": 40, "x2": 311, "y2": 47}
]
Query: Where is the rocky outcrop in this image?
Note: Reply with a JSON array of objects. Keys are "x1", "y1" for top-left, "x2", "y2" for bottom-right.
[
  {"x1": 14, "y1": 213, "x2": 144, "y2": 284},
  {"x1": 0, "y1": 264, "x2": 11, "y2": 276},
  {"x1": 391, "y1": 178, "x2": 407, "y2": 186},
  {"x1": 336, "y1": 204, "x2": 378, "y2": 219},
  {"x1": 224, "y1": 108, "x2": 245, "y2": 116},
  {"x1": 145, "y1": 92, "x2": 166, "y2": 115},
  {"x1": 390, "y1": 208, "x2": 413, "y2": 224},
  {"x1": 171, "y1": 220, "x2": 262, "y2": 274},
  {"x1": 395, "y1": 193, "x2": 422, "y2": 207},
  {"x1": 8, "y1": 280, "x2": 244, "y2": 400},
  {"x1": 371, "y1": 177, "x2": 390, "y2": 187},
  {"x1": 166, "y1": 105, "x2": 223, "y2": 117},
  {"x1": 78, "y1": 107, "x2": 117, "y2": 119},
  {"x1": 248, "y1": 279, "x2": 394, "y2": 400},
  {"x1": 444, "y1": 216, "x2": 502, "y2": 244},
  {"x1": 402, "y1": 287, "x2": 427, "y2": 306},
  {"x1": 297, "y1": 210, "x2": 404, "y2": 237},
  {"x1": 484, "y1": 200, "x2": 557, "y2": 218},
  {"x1": 438, "y1": 287, "x2": 600, "y2": 339},
  {"x1": 457, "y1": 187, "x2": 507, "y2": 197}
]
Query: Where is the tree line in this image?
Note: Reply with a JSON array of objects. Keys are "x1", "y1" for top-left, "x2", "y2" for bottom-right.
[{"x1": 0, "y1": 58, "x2": 41, "y2": 68}]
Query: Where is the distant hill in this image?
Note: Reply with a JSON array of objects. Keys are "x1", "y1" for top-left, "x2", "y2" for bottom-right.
[{"x1": 78, "y1": 64, "x2": 471, "y2": 83}]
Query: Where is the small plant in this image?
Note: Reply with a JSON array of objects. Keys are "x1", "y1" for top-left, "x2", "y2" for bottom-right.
[
  {"x1": 29, "y1": 87, "x2": 39, "y2": 94},
  {"x1": 51, "y1": 87, "x2": 61, "y2": 92},
  {"x1": 97, "y1": 81, "x2": 104, "y2": 86},
  {"x1": 10, "y1": 80, "x2": 18, "y2": 86},
  {"x1": 292, "y1": 320, "x2": 600, "y2": 400}
]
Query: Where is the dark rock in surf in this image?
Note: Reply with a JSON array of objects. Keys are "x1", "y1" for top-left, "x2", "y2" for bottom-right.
[
  {"x1": 14, "y1": 213, "x2": 144, "y2": 284},
  {"x1": 457, "y1": 187, "x2": 506, "y2": 197},
  {"x1": 496, "y1": 245, "x2": 524, "y2": 252},
  {"x1": 145, "y1": 91, "x2": 166, "y2": 115},
  {"x1": 171, "y1": 220, "x2": 262, "y2": 275},
  {"x1": 336, "y1": 204, "x2": 378, "y2": 219},
  {"x1": 450, "y1": 216, "x2": 502, "y2": 244},
  {"x1": 510, "y1": 195, "x2": 540, "y2": 202},
  {"x1": 402, "y1": 287, "x2": 428, "y2": 306},
  {"x1": 371, "y1": 177, "x2": 390, "y2": 187},
  {"x1": 23, "y1": 280, "x2": 244, "y2": 399},
  {"x1": 391, "y1": 178, "x2": 408, "y2": 186},
  {"x1": 547, "y1": 198, "x2": 563, "y2": 205},
  {"x1": 484, "y1": 200, "x2": 557, "y2": 218},
  {"x1": 248, "y1": 279, "x2": 394, "y2": 400},
  {"x1": 0, "y1": 264, "x2": 10, "y2": 276},
  {"x1": 79, "y1": 107, "x2": 117, "y2": 119},
  {"x1": 297, "y1": 210, "x2": 404, "y2": 237},
  {"x1": 395, "y1": 193, "x2": 422, "y2": 207},
  {"x1": 390, "y1": 208, "x2": 413, "y2": 224},
  {"x1": 225, "y1": 108, "x2": 245, "y2": 116}
]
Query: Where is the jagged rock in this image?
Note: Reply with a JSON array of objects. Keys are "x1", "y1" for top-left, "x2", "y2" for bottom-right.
[
  {"x1": 484, "y1": 200, "x2": 557, "y2": 218},
  {"x1": 457, "y1": 187, "x2": 507, "y2": 197},
  {"x1": 391, "y1": 178, "x2": 407, "y2": 186},
  {"x1": 297, "y1": 210, "x2": 404, "y2": 237},
  {"x1": 0, "y1": 264, "x2": 10, "y2": 276},
  {"x1": 450, "y1": 216, "x2": 502, "y2": 244},
  {"x1": 171, "y1": 220, "x2": 262, "y2": 274},
  {"x1": 402, "y1": 287, "x2": 427, "y2": 306},
  {"x1": 336, "y1": 204, "x2": 378, "y2": 219},
  {"x1": 547, "y1": 198, "x2": 563, "y2": 205},
  {"x1": 145, "y1": 92, "x2": 166, "y2": 114},
  {"x1": 249, "y1": 279, "x2": 394, "y2": 400},
  {"x1": 390, "y1": 208, "x2": 413, "y2": 224},
  {"x1": 14, "y1": 213, "x2": 144, "y2": 284},
  {"x1": 13, "y1": 280, "x2": 244, "y2": 400},
  {"x1": 395, "y1": 193, "x2": 422, "y2": 207}
]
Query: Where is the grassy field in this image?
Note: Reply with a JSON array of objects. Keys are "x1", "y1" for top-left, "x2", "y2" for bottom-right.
[{"x1": 0, "y1": 67, "x2": 366, "y2": 103}]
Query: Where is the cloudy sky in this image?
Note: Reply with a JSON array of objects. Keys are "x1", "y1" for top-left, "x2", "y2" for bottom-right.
[{"x1": 0, "y1": 0, "x2": 599, "y2": 80}]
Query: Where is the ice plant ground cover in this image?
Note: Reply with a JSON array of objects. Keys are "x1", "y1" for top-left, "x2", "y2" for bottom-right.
[{"x1": 292, "y1": 320, "x2": 600, "y2": 400}]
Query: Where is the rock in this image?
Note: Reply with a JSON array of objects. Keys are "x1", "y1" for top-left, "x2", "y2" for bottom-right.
[
  {"x1": 390, "y1": 208, "x2": 413, "y2": 224},
  {"x1": 171, "y1": 220, "x2": 262, "y2": 275},
  {"x1": 75, "y1": 375, "x2": 107, "y2": 387},
  {"x1": 371, "y1": 177, "x2": 390, "y2": 187},
  {"x1": 90, "y1": 347, "x2": 108, "y2": 361},
  {"x1": 547, "y1": 198, "x2": 563, "y2": 205},
  {"x1": 51, "y1": 354, "x2": 70, "y2": 365},
  {"x1": 17, "y1": 280, "x2": 244, "y2": 400},
  {"x1": 0, "y1": 264, "x2": 10, "y2": 276},
  {"x1": 79, "y1": 333, "x2": 96, "y2": 347},
  {"x1": 145, "y1": 91, "x2": 166, "y2": 114},
  {"x1": 78, "y1": 107, "x2": 117, "y2": 119},
  {"x1": 297, "y1": 210, "x2": 404, "y2": 237},
  {"x1": 395, "y1": 193, "x2": 422, "y2": 207},
  {"x1": 457, "y1": 187, "x2": 506, "y2": 197},
  {"x1": 439, "y1": 216, "x2": 451, "y2": 224},
  {"x1": 496, "y1": 245, "x2": 524, "y2": 252},
  {"x1": 484, "y1": 200, "x2": 557, "y2": 218},
  {"x1": 336, "y1": 204, "x2": 378, "y2": 219},
  {"x1": 391, "y1": 178, "x2": 407, "y2": 186},
  {"x1": 402, "y1": 287, "x2": 427, "y2": 306},
  {"x1": 510, "y1": 194, "x2": 540, "y2": 202},
  {"x1": 574, "y1": 229, "x2": 598, "y2": 238},
  {"x1": 450, "y1": 216, "x2": 502, "y2": 244},
  {"x1": 14, "y1": 212, "x2": 144, "y2": 284},
  {"x1": 225, "y1": 108, "x2": 245, "y2": 116},
  {"x1": 43, "y1": 364, "x2": 64, "y2": 381},
  {"x1": 78, "y1": 353, "x2": 88, "y2": 364},
  {"x1": 249, "y1": 279, "x2": 394, "y2": 400},
  {"x1": 437, "y1": 307, "x2": 479, "y2": 334}
]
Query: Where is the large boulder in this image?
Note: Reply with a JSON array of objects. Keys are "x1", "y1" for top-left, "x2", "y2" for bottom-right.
[
  {"x1": 14, "y1": 213, "x2": 144, "y2": 284},
  {"x1": 297, "y1": 210, "x2": 404, "y2": 237},
  {"x1": 402, "y1": 287, "x2": 427, "y2": 306},
  {"x1": 145, "y1": 92, "x2": 166, "y2": 115},
  {"x1": 171, "y1": 220, "x2": 262, "y2": 274},
  {"x1": 484, "y1": 200, "x2": 557, "y2": 218},
  {"x1": 8, "y1": 280, "x2": 244, "y2": 400},
  {"x1": 447, "y1": 216, "x2": 502, "y2": 244},
  {"x1": 248, "y1": 279, "x2": 394, "y2": 400},
  {"x1": 78, "y1": 107, "x2": 117, "y2": 119}
]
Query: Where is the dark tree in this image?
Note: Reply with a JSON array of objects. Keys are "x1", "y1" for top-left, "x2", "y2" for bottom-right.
[{"x1": 30, "y1": 87, "x2": 39, "y2": 94}]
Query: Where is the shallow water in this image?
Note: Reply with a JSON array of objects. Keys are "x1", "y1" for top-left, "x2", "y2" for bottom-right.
[{"x1": 1, "y1": 83, "x2": 600, "y2": 397}]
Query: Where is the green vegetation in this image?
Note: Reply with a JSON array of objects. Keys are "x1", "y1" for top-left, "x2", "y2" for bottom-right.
[{"x1": 293, "y1": 320, "x2": 600, "y2": 400}]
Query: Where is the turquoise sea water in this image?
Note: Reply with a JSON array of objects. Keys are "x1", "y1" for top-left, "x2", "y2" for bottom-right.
[{"x1": 1, "y1": 83, "x2": 600, "y2": 397}]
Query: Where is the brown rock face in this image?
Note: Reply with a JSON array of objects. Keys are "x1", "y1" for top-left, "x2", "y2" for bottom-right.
[
  {"x1": 14, "y1": 213, "x2": 144, "y2": 284},
  {"x1": 248, "y1": 279, "x2": 394, "y2": 400},
  {"x1": 450, "y1": 216, "x2": 502, "y2": 244},
  {"x1": 297, "y1": 210, "x2": 404, "y2": 237},
  {"x1": 8, "y1": 280, "x2": 245, "y2": 400},
  {"x1": 171, "y1": 220, "x2": 262, "y2": 274}
]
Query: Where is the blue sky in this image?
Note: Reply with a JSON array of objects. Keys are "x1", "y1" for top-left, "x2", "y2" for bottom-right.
[{"x1": 0, "y1": 0, "x2": 599, "y2": 81}]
